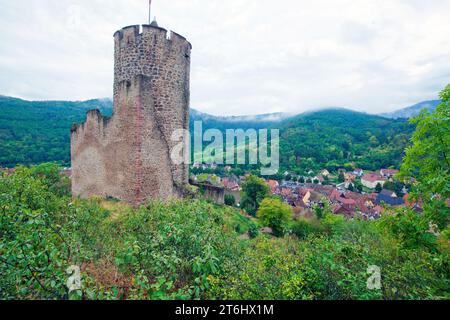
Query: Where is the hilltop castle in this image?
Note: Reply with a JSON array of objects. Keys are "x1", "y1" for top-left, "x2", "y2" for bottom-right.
[{"x1": 71, "y1": 17, "x2": 192, "y2": 205}]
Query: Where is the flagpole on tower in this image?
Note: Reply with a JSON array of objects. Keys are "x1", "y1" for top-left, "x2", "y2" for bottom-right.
[{"x1": 148, "y1": 0, "x2": 152, "y2": 24}]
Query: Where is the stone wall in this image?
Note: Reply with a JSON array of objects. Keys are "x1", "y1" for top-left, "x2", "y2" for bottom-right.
[{"x1": 71, "y1": 24, "x2": 192, "y2": 205}]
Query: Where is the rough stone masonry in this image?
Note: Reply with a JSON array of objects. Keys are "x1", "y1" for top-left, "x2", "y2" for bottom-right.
[{"x1": 71, "y1": 22, "x2": 192, "y2": 205}]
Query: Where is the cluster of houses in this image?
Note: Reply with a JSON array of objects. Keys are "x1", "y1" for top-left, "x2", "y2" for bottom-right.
[
  {"x1": 360, "y1": 169, "x2": 400, "y2": 189},
  {"x1": 0, "y1": 167, "x2": 16, "y2": 175},
  {"x1": 4, "y1": 163, "x2": 442, "y2": 219},
  {"x1": 265, "y1": 168, "x2": 419, "y2": 219},
  {"x1": 268, "y1": 180, "x2": 421, "y2": 220},
  {"x1": 190, "y1": 167, "x2": 421, "y2": 220},
  {"x1": 268, "y1": 167, "x2": 427, "y2": 219}
]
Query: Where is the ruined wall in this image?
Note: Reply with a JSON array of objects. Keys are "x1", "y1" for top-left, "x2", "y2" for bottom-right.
[
  {"x1": 190, "y1": 182, "x2": 225, "y2": 205},
  {"x1": 71, "y1": 24, "x2": 192, "y2": 205}
]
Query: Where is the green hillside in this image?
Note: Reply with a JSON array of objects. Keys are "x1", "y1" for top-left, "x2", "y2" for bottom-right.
[
  {"x1": 1, "y1": 164, "x2": 448, "y2": 300},
  {"x1": 0, "y1": 96, "x2": 413, "y2": 171},
  {"x1": 278, "y1": 109, "x2": 414, "y2": 172},
  {"x1": 0, "y1": 96, "x2": 112, "y2": 167}
]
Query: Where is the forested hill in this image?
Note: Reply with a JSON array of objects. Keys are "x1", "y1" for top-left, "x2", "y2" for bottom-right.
[
  {"x1": 0, "y1": 95, "x2": 413, "y2": 170},
  {"x1": 0, "y1": 96, "x2": 113, "y2": 167},
  {"x1": 277, "y1": 109, "x2": 414, "y2": 172}
]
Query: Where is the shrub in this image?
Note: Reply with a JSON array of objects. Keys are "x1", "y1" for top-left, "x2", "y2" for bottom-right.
[
  {"x1": 224, "y1": 194, "x2": 236, "y2": 207},
  {"x1": 292, "y1": 218, "x2": 323, "y2": 240},
  {"x1": 240, "y1": 175, "x2": 270, "y2": 216},
  {"x1": 256, "y1": 198, "x2": 293, "y2": 237}
]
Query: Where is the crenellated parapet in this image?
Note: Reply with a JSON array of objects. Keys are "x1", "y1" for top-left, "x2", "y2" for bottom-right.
[
  {"x1": 113, "y1": 25, "x2": 191, "y2": 98},
  {"x1": 113, "y1": 24, "x2": 192, "y2": 50},
  {"x1": 71, "y1": 109, "x2": 111, "y2": 137}
]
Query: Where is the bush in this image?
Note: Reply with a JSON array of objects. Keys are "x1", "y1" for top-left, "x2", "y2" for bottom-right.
[
  {"x1": 0, "y1": 166, "x2": 243, "y2": 300},
  {"x1": 1, "y1": 164, "x2": 448, "y2": 300},
  {"x1": 256, "y1": 198, "x2": 293, "y2": 237},
  {"x1": 240, "y1": 175, "x2": 270, "y2": 216},
  {"x1": 224, "y1": 194, "x2": 236, "y2": 207},
  {"x1": 292, "y1": 218, "x2": 323, "y2": 240}
]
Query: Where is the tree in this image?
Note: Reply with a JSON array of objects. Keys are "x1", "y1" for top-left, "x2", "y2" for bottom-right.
[
  {"x1": 400, "y1": 84, "x2": 449, "y2": 197},
  {"x1": 375, "y1": 183, "x2": 383, "y2": 193},
  {"x1": 313, "y1": 200, "x2": 331, "y2": 220},
  {"x1": 348, "y1": 183, "x2": 354, "y2": 191},
  {"x1": 241, "y1": 175, "x2": 270, "y2": 216},
  {"x1": 256, "y1": 198, "x2": 293, "y2": 237},
  {"x1": 224, "y1": 194, "x2": 236, "y2": 207},
  {"x1": 354, "y1": 180, "x2": 363, "y2": 192},
  {"x1": 383, "y1": 181, "x2": 395, "y2": 191},
  {"x1": 338, "y1": 172, "x2": 345, "y2": 183},
  {"x1": 299, "y1": 176, "x2": 305, "y2": 184},
  {"x1": 400, "y1": 84, "x2": 450, "y2": 230}
]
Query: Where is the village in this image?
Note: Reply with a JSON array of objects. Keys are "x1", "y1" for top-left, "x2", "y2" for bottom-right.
[
  {"x1": 189, "y1": 164, "x2": 425, "y2": 220},
  {"x1": 0, "y1": 163, "x2": 427, "y2": 221}
]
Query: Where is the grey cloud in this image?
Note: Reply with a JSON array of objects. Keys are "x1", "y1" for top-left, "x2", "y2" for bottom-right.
[{"x1": 0, "y1": 0, "x2": 449, "y2": 115}]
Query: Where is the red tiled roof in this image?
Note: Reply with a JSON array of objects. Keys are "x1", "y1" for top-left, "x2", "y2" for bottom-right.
[
  {"x1": 338, "y1": 197, "x2": 356, "y2": 206},
  {"x1": 381, "y1": 169, "x2": 399, "y2": 176},
  {"x1": 373, "y1": 205, "x2": 384, "y2": 213},
  {"x1": 267, "y1": 180, "x2": 279, "y2": 192},
  {"x1": 281, "y1": 188, "x2": 292, "y2": 197},
  {"x1": 362, "y1": 173, "x2": 385, "y2": 183},
  {"x1": 330, "y1": 189, "x2": 342, "y2": 201},
  {"x1": 403, "y1": 194, "x2": 423, "y2": 208}
]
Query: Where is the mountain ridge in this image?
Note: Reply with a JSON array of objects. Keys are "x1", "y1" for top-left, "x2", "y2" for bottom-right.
[
  {"x1": 1, "y1": 94, "x2": 438, "y2": 121},
  {"x1": 380, "y1": 100, "x2": 441, "y2": 119},
  {"x1": 0, "y1": 95, "x2": 416, "y2": 170}
]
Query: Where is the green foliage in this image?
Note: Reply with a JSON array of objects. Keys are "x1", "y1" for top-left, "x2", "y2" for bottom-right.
[
  {"x1": 256, "y1": 198, "x2": 293, "y2": 237},
  {"x1": 375, "y1": 183, "x2": 383, "y2": 193},
  {"x1": 213, "y1": 217, "x2": 449, "y2": 300},
  {"x1": 401, "y1": 85, "x2": 449, "y2": 198},
  {"x1": 240, "y1": 175, "x2": 270, "y2": 216},
  {"x1": 224, "y1": 194, "x2": 236, "y2": 207},
  {"x1": 1, "y1": 164, "x2": 448, "y2": 300},
  {"x1": 0, "y1": 166, "x2": 242, "y2": 300},
  {"x1": 399, "y1": 84, "x2": 450, "y2": 233},
  {"x1": 378, "y1": 208, "x2": 438, "y2": 250},
  {"x1": 313, "y1": 199, "x2": 331, "y2": 220},
  {"x1": 0, "y1": 167, "x2": 71, "y2": 299},
  {"x1": 0, "y1": 96, "x2": 113, "y2": 167},
  {"x1": 226, "y1": 210, "x2": 257, "y2": 237},
  {"x1": 279, "y1": 109, "x2": 414, "y2": 173},
  {"x1": 1, "y1": 97, "x2": 413, "y2": 174},
  {"x1": 291, "y1": 218, "x2": 324, "y2": 240}
]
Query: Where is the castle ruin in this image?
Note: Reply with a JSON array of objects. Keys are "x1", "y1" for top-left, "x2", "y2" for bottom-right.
[{"x1": 71, "y1": 16, "x2": 192, "y2": 205}]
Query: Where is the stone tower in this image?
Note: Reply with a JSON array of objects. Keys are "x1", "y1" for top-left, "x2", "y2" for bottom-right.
[{"x1": 71, "y1": 19, "x2": 192, "y2": 205}]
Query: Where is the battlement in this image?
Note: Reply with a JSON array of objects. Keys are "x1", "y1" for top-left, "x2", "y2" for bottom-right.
[
  {"x1": 114, "y1": 24, "x2": 192, "y2": 50},
  {"x1": 71, "y1": 109, "x2": 111, "y2": 134}
]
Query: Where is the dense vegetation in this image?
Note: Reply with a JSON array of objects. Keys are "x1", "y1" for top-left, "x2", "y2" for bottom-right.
[
  {"x1": 278, "y1": 109, "x2": 414, "y2": 173},
  {"x1": 0, "y1": 164, "x2": 448, "y2": 300},
  {"x1": 0, "y1": 87, "x2": 447, "y2": 300},
  {"x1": 1, "y1": 95, "x2": 414, "y2": 172},
  {"x1": 0, "y1": 96, "x2": 112, "y2": 167}
]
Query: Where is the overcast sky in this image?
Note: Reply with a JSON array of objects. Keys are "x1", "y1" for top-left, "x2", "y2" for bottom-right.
[{"x1": 0, "y1": 0, "x2": 449, "y2": 116}]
